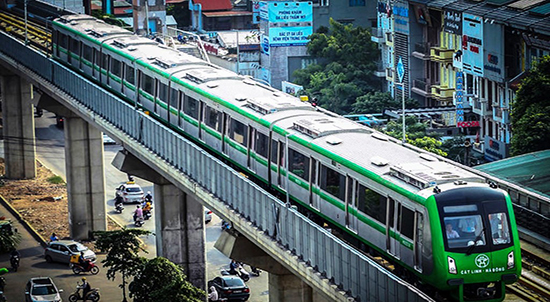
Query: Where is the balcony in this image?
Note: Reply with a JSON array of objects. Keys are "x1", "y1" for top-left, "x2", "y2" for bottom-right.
[
  {"x1": 386, "y1": 67, "x2": 394, "y2": 81},
  {"x1": 430, "y1": 47, "x2": 454, "y2": 64},
  {"x1": 371, "y1": 28, "x2": 386, "y2": 44},
  {"x1": 385, "y1": 31, "x2": 393, "y2": 47},
  {"x1": 411, "y1": 78, "x2": 433, "y2": 97},
  {"x1": 412, "y1": 42, "x2": 430, "y2": 60},
  {"x1": 431, "y1": 85, "x2": 455, "y2": 102},
  {"x1": 375, "y1": 61, "x2": 386, "y2": 78}
]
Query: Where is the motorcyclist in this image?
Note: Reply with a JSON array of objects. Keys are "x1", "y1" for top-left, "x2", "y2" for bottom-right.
[
  {"x1": 79, "y1": 277, "x2": 91, "y2": 299},
  {"x1": 10, "y1": 249, "x2": 20, "y2": 270},
  {"x1": 229, "y1": 259, "x2": 238, "y2": 275},
  {"x1": 134, "y1": 205, "x2": 143, "y2": 223},
  {"x1": 142, "y1": 201, "x2": 152, "y2": 215},
  {"x1": 114, "y1": 195, "x2": 124, "y2": 209},
  {"x1": 78, "y1": 252, "x2": 91, "y2": 271},
  {"x1": 144, "y1": 191, "x2": 153, "y2": 204}
]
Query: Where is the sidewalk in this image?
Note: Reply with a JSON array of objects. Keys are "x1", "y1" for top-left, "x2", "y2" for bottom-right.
[{"x1": 0, "y1": 200, "x2": 126, "y2": 301}]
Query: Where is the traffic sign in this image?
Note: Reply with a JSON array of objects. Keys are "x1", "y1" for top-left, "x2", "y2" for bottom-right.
[{"x1": 397, "y1": 56, "x2": 405, "y2": 83}]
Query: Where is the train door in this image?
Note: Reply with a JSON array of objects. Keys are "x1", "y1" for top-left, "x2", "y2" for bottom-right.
[
  {"x1": 198, "y1": 101, "x2": 206, "y2": 141},
  {"x1": 309, "y1": 159, "x2": 320, "y2": 210},
  {"x1": 178, "y1": 93, "x2": 185, "y2": 129},
  {"x1": 346, "y1": 176, "x2": 358, "y2": 233},
  {"x1": 414, "y1": 210, "x2": 424, "y2": 272},
  {"x1": 248, "y1": 127, "x2": 256, "y2": 173},
  {"x1": 272, "y1": 140, "x2": 285, "y2": 189},
  {"x1": 222, "y1": 113, "x2": 228, "y2": 155},
  {"x1": 386, "y1": 197, "x2": 399, "y2": 258}
]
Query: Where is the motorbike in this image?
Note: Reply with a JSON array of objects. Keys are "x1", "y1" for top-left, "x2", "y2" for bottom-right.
[
  {"x1": 0, "y1": 291, "x2": 6, "y2": 302},
  {"x1": 68, "y1": 283, "x2": 100, "y2": 302},
  {"x1": 0, "y1": 276, "x2": 5, "y2": 292},
  {"x1": 134, "y1": 215, "x2": 144, "y2": 227},
  {"x1": 143, "y1": 208, "x2": 152, "y2": 220},
  {"x1": 115, "y1": 203, "x2": 124, "y2": 213},
  {"x1": 222, "y1": 262, "x2": 250, "y2": 282},
  {"x1": 71, "y1": 261, "x2": 100, "y2": 275},
  {"x1": 250, "y1": 266, "x2": 261, "y2": 277},
  {"x1": 221, "y1": 220, "x2": 231, "y2": 230},
  {"x1": 10, "y1": 254, "x2": 20, "y2": 272}
]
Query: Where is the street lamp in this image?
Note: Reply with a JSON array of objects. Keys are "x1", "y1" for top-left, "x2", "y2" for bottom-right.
[
  {"x1": 396, "y1": 82, "x2": 406, "y2": 143},
  {"x1": 396, "y1": 56, "x2": 406, "y2": 143}
]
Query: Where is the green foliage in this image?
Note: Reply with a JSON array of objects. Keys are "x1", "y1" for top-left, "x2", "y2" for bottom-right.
[
  {"x1": 511, "y1": 55, "x2": 550, "y2": 156},
  {"x1": 94, "y1": 228, "x2": 152, "y2": 301},
  {"x1": 47, "y1": 176, "x2": 65, "y2": 185},
  {"x1": 129, "y1": 257, "x2": 204, "y2": 302},
  {"x1": 167, "y1": 4, "x2": 191, "y2": 29},
  {"x1": 383, "y1": 116, "x2": 447, "y2": 156},
  {"x1": 293, "y1": 19, "x2": 381, "y2": 114},
  {"x1": 351, "y1": 92, "x2": 419, "y2": 114},
  {"x1": 0, "y1": 224, "x2": 21, "y2": 254}
]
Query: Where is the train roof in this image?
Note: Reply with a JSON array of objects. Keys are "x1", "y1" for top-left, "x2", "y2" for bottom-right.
[{"x1": 52, "y1": 15, "x2": 487, "y2": 197}]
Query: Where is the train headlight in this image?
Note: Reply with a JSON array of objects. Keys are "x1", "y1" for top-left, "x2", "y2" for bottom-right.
[
  {"x1": 448, "y1": 256, "x2": 457, "y2": 274},
  {"x1": 507, "y1": 251, "x2": 515, "y2": 269}
]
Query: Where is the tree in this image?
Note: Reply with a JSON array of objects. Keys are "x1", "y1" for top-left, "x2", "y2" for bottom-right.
[
  {"x1": 94, "y1": 228, "x2": 152, "y2": 302},
  {"x1": 383, "y1": 116, "x2": 447, "y2": 157},
  {"x1": 293, "y1": 19, "x2": 381, "y2": 114},
  {"x1": 0, "y1": 222, "x2": 20, "y2": 254},
  {"x1": 511, "y1": 55, "x2": 550, "y2": 156},
  {"x1": 351, "y1": 92, "x2": 419, "y2": 114},
  {"x1": 129, "y1": 257, "x2": 204, "y2": 302}
]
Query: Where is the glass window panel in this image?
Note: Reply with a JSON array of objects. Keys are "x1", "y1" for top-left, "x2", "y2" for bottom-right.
[
  {"x1": 125, "y1": 66, "x2": 135, "y2": 84},
  {"x1": 229, "y1": 118, "x2": 248, "y2": 146},
  {"x1": 399, "y1": 206, "x2": 415, "y2": 239},
  {"x1": 111, "y1": 59, "x2": 121, "y2": 77},
  {"x1": 289, "y1": 148, "x2": 309, "y2": 181},
  {"x1": 320, "y1": 165, "x2": 345, "y2": 200},
  {"x1": 356, "y1": 184, "x2": 386, "y2": 223},
  {"x1": 82, "y1": 45, "x2": 92, "y2": 62},
  {"x1": 169, "y1": 88, "x2": 179, "y2": 109},
  {"x1": 158, "y1": 82, "x2": 168, "y2": 101},
  {"x1": 205, "y1": 106, "x2": 221, "y2": 131},
  {"x1": 141, "y1": 74, "x2": 154, "y2": 95},
  {"x1": 185, "y1": 96, "x2": 199, "y2": 119},
  {"x1": 255, "y1": 132, "x2": 268, "y2": 158},
  {"x1": 489, "y1": 213, "x2": 510, "y2": 245}
]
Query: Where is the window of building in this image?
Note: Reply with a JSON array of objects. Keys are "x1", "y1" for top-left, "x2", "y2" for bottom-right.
[
  {"x1": 229, "y1": 118, "x2": 248, "y2": 146},
  {"x1": 320, "y1": 165, "x2": 345, "y2": 200},
  {"x1": 356, "y1": 184, "x2": 386, "y2": 223},
  {"x1": 289, "y1": 148, "x2": 309, "y2": 181},
  {"x1": 349, "y1": 0, "x2": 365, "y2": 6}
]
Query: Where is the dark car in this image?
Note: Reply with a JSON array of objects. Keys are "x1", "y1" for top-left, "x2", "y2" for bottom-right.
[{"x1": 208, "y1": 276, "x2": 250, "y2": 301}]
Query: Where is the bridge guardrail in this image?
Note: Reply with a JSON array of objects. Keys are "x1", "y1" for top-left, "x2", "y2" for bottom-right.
[{"x1": 0, "y1": 30, "x2": 435, "y2": 301}]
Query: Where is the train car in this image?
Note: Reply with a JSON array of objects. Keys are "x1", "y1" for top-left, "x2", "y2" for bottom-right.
[{"x1": 51, "y1": 14, "x2": 521, "y2": 301}]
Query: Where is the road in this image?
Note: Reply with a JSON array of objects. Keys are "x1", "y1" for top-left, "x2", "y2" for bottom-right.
[{"x1": 0, "y1": 110, "x2": 268, "y2": 301}]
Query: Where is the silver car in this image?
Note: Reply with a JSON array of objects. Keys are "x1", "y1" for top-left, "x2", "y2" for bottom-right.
[
  {"x1": 44, "y1": 240, "x2": 96, "y2": 264},
  {"x1": 25, "y1": 277, "x2": 63, "y2": 302},
  {"x1": 115, "y1": 183, "x2": 144, "y2": 204}
]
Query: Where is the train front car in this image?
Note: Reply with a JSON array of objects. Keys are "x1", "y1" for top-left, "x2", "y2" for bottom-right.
[{"x1": 427, "y1": 182, "x2": 521, "y2": 301}]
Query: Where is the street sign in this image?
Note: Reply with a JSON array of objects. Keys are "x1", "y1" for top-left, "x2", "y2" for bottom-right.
[{"x1": 397, "y1": 56, "x2": 405, "y2": 83}]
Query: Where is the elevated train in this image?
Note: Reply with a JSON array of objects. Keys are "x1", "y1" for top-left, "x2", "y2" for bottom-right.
[{"x1": 50, "y1": 14, "x2": 521, "y2": 301}]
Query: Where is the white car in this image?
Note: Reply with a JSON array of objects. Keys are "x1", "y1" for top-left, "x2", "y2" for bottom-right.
[
  {"x1": 115, "y1": 182, "x2": 144, "y2": 204},
  {"x1": 25, "y1": 277, "x2": 63, "y2": 302},
  {"x1": 102, "y1": 133, "x2": 116, "y2": 145}
]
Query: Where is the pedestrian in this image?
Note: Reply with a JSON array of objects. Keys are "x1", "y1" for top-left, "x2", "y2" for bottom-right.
[{"x1": 50, "y1": 233, "x2": 59, "y2": 242}]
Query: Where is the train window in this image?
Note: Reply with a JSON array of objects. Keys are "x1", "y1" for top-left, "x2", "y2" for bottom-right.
[
  {"x1": 82, "y1": 45, "x2": 92, "y2": 62},
  {"x1": 255, "y1": 132, "x2": 268, "y2": 158},
  {"x1": 95, "y1": 51, "x2": 101, "y2": 68},
  {"x1": 489, "y1": 213, "x2": 510, "y2": 245},
  {"x1": 185, "y1": 96, "x2": 199, "y2": 119},
  {"x1": 111, "y1": 59, "x2": 122, "y2": 78},
  {"x1": 443, "y1": 215, "x2": 485, "y2": 248},
  {"x1": 289, "y1": 148, "x2": 309, "y2": 181},
  {"x1": 100, "y1": 54, "x2": 109, "y2": 70},
  {"x1": 320, "y1": 165, "x2": 345, "y2": 200},
  {"x1": 125, "y1": 66, "x2": 135, "y2": 85},
  {"x1": 169, "y1": 88, "x2": 179, "y2": 109},
  {"x1": 271, "y1": 140, "x2": 278, "y2": 164},
  {"x1": 229, "y1": 119, "x2": 248, "y2": 146},
  {"x1": 398, "y1": 205, "x2": 414, "y2": 239},
  {"x1": 443, "y1": 205, "x2": 478, "y2": 213},
  {"x1": 70, "y1": 38, "x2": 80, "y2": 55},
  {"x1": 158, "y1": 82, "x2": 168, "y2": 102},
  {"x1": 356, "y1": 184, "x2": 386, "y2": 224},
  {"x1": 59, "y1": 33, "x2": 68, "y2": 50},
  {"x1": 205, "y1": 106, "x2": 221, "y2": 132},
  {"x1": 141, "y1": 74, "x2": 154, "y2": 95}
]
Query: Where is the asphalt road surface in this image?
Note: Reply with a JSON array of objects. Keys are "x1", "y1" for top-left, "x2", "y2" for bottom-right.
[{"x1": 6, "y1": 110, "x2": 269, "y2": 301}]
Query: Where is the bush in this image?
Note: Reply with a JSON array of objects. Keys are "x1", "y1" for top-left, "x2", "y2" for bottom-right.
[{"x1": 47, "y1": 176, "x2": 65, "y2": 184}]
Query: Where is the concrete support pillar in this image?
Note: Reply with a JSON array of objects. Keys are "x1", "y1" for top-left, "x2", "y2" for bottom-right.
[
  {"x1": 269, "y1": 273, "x2": 314, "y2": 302},
  {"x1": 0, "y1": 72, "x2": 36, "y2": 179},
  {"x1": 155, "y1": 183, "x2": 206, "y2": 291},
  {"x1": 65, "y1": 116, "x2": 107, "y2": 239}
]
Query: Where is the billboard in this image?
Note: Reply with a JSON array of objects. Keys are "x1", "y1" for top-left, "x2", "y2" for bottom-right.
[
  {"x1": 260, "y1": 1, "x2": 313, "y2": 47},
  {"x1": 393, "y1": 0, "x2": 409, "y2": 35},
  {"x1": 444, "y1": 10, "x2": 462, "y2": 35},
  {"x1": 462, "y1": 13, "x2": 483, "y2": 77},
  {"x1": 252, "y1": 1, "x2": 261, "y2": 24},
  {"x1": 483, "y1": 23, "x2": 505, "y2": 82},
  {"x1": 268, "y1": 26, "x2": 312, "y2": 46},
  {"x1": 267, "y1": 1, "x2": 312, "y2": 23}
]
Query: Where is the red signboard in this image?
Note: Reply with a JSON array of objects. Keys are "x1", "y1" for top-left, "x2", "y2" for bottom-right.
[{"x1": 457, "y1": 121, "x2": 480, "y2": 128}]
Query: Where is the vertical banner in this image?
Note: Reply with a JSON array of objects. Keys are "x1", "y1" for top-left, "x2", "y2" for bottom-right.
[
  {"x1": 462, "y1": 13, "x2": 483, "y2": 77},
  {"x1": 393, "y1": 0, "x2": 409, "y2": 35},
  {"x1": 252, "y1": 1, "x2": 261, "y2": 24},
  {"x1": 455, "y1": 71, "x2": 464, "y2": 127}
]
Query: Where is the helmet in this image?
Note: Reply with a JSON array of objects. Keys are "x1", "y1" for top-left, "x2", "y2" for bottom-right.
[
  {"x1": 82, "y1": 277, "x2": 86, "y2": 281},
  {"x1": 147, "y1": 191, "x2": 151, "y2": 194}
]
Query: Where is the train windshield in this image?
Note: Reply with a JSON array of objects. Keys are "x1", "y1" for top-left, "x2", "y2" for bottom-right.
[{"x1": 440, "y1": 202, "x2": 512, "y2": 252}]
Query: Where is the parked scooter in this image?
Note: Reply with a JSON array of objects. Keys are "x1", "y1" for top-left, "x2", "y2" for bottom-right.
[
  {"x1": 71, "y1": 262, "x2": 100, "y2": 275},
  {"x1": 68, "y1": 282, "x2": 100, "y2": 302},
  {"x1": 222, "y1": 261, "x2": 250, "y2": 282}
]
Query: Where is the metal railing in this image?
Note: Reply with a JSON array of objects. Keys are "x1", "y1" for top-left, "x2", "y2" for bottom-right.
[{"x1": 0, "y1": 31, "x2": 434, "y2": 302}]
